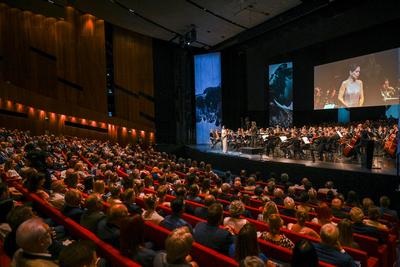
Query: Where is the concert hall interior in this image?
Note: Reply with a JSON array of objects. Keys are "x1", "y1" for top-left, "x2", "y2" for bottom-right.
[{"x1": 1, "y1": 1, "x2": 400, "y2": 266}]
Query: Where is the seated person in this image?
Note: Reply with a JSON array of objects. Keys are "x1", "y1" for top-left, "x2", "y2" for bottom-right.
[
  {"x1": 287, "y1": 208, "x2": 320, "y2": 239},
  {"x1": 157, "y1": 185, "x2": 171, "y2": 207},
  {"x1": 279, "y1": 196, "x2": 297, "y2": 218},
  {"x1": 48, "y1": 180, "x2": 67, "y2": 211},
  {"x1": 58, "y1": 240, "x2": 100, "y2": 267},
  {"x1": 271, "y1": 188, "x2": 284, "y2": 206},
  {"x1": 223, "y1": 200, "x2": 248, "y2": 232},
  {"x1": 313, "y1": 223, "x2": 358, "y2": 267},
  {"x1": 62, "y1": 189, "x2": 84, "y2": 224},
  {"x1": 0, "y1": 182, "x2": 14, "y2": 224},
  {"x1": 106, "y1": 184, "x2": 123, "y2": 206},
  {"x1": 364, "y1": 206, "x2": 388, "y2": 230},
  {"x1": 142, "y1": 193, "x2": 164, "y2": 226},
  {"x1": 164, "y1": 197, "x2": 193, "y2": 234},
  {"x1": 27, "y1": 172, "x2": 50, "y2": 202},
  {"x1": 193, "y1": 203, "x2": 236, "y2": 256},
  {"x1": 186, "y1": 184, "x2": 203, "y2": 204},
  {"x1": 350, "y1": 207, "x2": 384, "y2": 245},
  {"x1": 97, "y1": 204, "x2": 128, "y2": 249},
  {"x1": 80, "y1": 194, "x2": 106, "y2": 234},
  {"x1": 12, "y1": 218, "x2": 58, "y2": 266},
  {"x1": 122, "y1": 188, "x2": 143, "y2": 215},
  {"x1": 194, "y1": 195, "x2": 215, "y2": 220},
  {"x1": 120, "y1": 214, "x2": 156, "y2": 267},
  {"x1": 259, "y1": 214, "x2": 295, "y2": 250},
  {"x1": 154, "y1": 226, "x2": 199, "y2": 267}
]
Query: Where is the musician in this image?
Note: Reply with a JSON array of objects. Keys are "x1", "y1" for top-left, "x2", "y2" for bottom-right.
[
  {"x1": 338, "y1": 64, "x2": 364, "y2": 107},
  {"x1": 214, "y1": 128, "x2": 221, "y2": 149},
  {"x1": 287, "y1": 131, "x2": 304, "y2": 159},
  {"x1": 250, "y1": 121, "x2": 258, "y2": 148},
  {"x1": 381, "y1": 78, "x2": 396, "y2": 95},
  {"x1": 326, "y1": 129, "x2": 340, "y2": 152},
  {"x1": 310, "y1": 132, "x2": 327, "y2": 162},
  {"x1": 266, "y1": 132, "x2": 279, "y2": 156}
]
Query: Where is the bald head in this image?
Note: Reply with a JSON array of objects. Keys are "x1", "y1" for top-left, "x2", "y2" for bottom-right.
[
  {"x1": 331, "y1": 198, "x2": 342, "y2": 210},
  {"x1": 320, "y1": 223, "x2": 339, "y2": 246},
  {"x1": 106, "y1": 204, "x2": 128, "y2": 225},
  {"x1": 203, "y1": 195, "x2": 215, "y2": 207}
]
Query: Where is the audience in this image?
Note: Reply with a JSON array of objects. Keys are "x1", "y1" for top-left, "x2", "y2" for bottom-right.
[
  {"x1": 58, "y1": 240, "x2": 99, "y2": 267},
  {"x1": 48, "y1": 180, "x2": 67, "y2": 211},
  {"x1": 193, "y1": 195, "x2": 215, "y2": 220},
  {"x1": 287, "y1": 208, "x2": 320, "y2": 239},
  {"x1": 313, "y1": 223, "x2": 358, "y2": 267},
  {"x1": 97, "y1": 204, "x2": 128, "y2": 249},
  {"x1": 193, "y1": 203, "x2": 236, "y2": 256},
  {"x1": 62, "y1": 189, "x2": 84, "y2": 224},
  {"x1": 153, "y1": 226, "x2": 199, "y2": 267},
  {"x1": 142, "y1": 193, "x2": 164, "y2": 226},
  {"x1": 223, "y1": 200, "x2": 249, "y2": 231},
  {"x1": 350, "y1": 207, "x2": 384, "y2": 245},
  {"x1": 279, "y1": 196, "x2": 296, "y2": 218},
  {"x1": 259, "y1": 214, "x2": 295, "y2": 250},
  {"x1": 164, "y1": 197, "x2": 193, "y2": 234},
  {"x1": 311, "y1": 203, "x2": 336, "y2": 226},
  {"x1": 291, "y1": 239, "x2": 319, "y2": 267},
  {"x1": 12, "y1": 218, "x2": 59, "y2": 266},
  {"x1": 120, "y1": 214, "x2": 156, "y2": 267},
  {"x1": 80, "y1": 194, "x2": 106, "y2": 233},
  {"x1": 337, "y1": 218, "x2": 360, "y2": 250},
  {"x1": 122, "y1": 187, "x2": 143, "y2": 215},
  {"x1": 229, "y1": 223, "x2": 275, "y2": 267}
]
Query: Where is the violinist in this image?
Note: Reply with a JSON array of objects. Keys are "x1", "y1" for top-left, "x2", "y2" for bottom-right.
[{"x1": 210, "y1": 129, "x2": 216, "y2": 148}]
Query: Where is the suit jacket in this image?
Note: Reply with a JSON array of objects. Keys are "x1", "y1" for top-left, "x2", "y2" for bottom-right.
[
  {"x1": 97, "y1": 220, "x2": 120, "y2": 249},
  {"x1": 217, "y1": 193, "x2": 231, "y2": 202},
  {"x1": 353, "y1": 223, "x2": 384, "y2": 245},
  {"x1": 62, "y1": 204, "x2": 84, "y2": 224},
  {"x1": 193, "y1": 206, "x2": 208, "y2": 220},
  {"x1": 193, "y1": 221, "x2": 236, "y2": 256},
  {"x1": 164, "y1": 214, "x2": 193, "y2": 234},
  {"x1": 123, "y1": 202, "x2": 143, "y2": 215},
  {"x1": 331, "y1": 208, "x2": 350, "y2": 219},
  {"x1": 80, "y1": 210, "x2": 106, "y2": 233}
]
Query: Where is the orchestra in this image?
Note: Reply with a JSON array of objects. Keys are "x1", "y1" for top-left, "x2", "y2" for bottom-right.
[{"x1": 209, "y1": 121, "x2": 398, "y2": 161}]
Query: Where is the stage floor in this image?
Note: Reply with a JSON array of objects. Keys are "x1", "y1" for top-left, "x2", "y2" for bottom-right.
[{"x1": 188, "y1": 144, "x2": 398, "y2": 176}]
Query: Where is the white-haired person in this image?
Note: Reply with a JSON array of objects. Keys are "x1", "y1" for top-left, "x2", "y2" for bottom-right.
[
  {"x1": 153, "y1": 226, "x2": 199, "y2": 267},
  {"x1": 223, "y1": 200, "x2": 249, "y2": 232},
  {"x1": 279, "y1": 197, "x2": 296, "y2": 218},
  {"x1": 11, "y1": 218, "x2": 58, "y2": 266}
]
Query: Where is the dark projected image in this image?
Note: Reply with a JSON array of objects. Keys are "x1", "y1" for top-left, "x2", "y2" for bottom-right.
[
  {"x1": 269, "y1": 62, "x2": 293, "y2": 128},
  {"x1": 195, "y1": 53, "x2": 222, "y2": 144},
  {"x1": 314, "y1": 48, "x2": 400, "y2": 110}
]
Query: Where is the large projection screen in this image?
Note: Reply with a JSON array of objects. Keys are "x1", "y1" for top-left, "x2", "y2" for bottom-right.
[
  {"x1": 195, "y1": 53, "x2": 222, "y2": 144},
  {"x1": 314, "y1": 48, "x2": 399, "y2": 110},
  {"x1": 269, "y1": 62, "x2": 293, "y2": 128}
]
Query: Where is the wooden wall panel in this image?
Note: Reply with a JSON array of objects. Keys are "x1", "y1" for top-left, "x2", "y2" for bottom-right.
[
  {"x1": 0, "y1": 3, "x2": 155, "y2": 145},
  {"x1": 113, "y1": 26, "x2": 155, "y2": 128}
]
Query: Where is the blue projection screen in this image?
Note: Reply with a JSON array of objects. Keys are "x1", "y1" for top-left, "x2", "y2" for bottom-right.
[
  {"x1": 195, "y1": 53, "x2": 222, "y2": 144},
  {"x1": 269, "y1": 62, "x2": 293, "y2": 128}
]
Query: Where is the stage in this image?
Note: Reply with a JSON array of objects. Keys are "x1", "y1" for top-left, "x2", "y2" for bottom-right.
[{"x1": 161, "y1": 144, "x2": 400, "y2": 212}]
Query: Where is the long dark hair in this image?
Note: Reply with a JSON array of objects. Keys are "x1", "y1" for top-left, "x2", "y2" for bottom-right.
[
  {"x1": 234, "y1": 223, "x2": 260, "y2": 262},
  {"x1": 291, "y1": 239, "x2": 319, "y2": 267},
  {"x1": 120, "y1": 214, "x2": 146, "y2": 256}
]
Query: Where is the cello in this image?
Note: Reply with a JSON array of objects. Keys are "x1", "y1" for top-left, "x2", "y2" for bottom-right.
[{"x1": 342, "y1": 132, "x2": 361, "y2": 157}]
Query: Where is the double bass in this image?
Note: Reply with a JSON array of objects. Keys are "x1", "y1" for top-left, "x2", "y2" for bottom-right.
[
  {"x1": 342, "y1": 132, "x2": 361, "y2": 157},
  {"x1": 383, "y1": 131, "x2": 398, "y2": 157}
]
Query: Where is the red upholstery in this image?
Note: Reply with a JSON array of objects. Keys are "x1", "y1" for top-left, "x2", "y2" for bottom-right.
[{"x1": 0, "y1": 240, "x2": 12, "y2": 267}]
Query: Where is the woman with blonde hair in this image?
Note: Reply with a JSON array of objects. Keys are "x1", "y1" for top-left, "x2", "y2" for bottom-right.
[
  {"x1": 107, "y1": 184, "x2": 123, "y2": 205},
  {"x1": 260, "y1": 214, "x2": 295, "y2": 250},
  {"x1": 74, "y1": 162, "x2": 89, "y2": 180},
  {"x1": 257, "y1": 201, "x2": 279, "y2": 222},
  {"x1": 142, "y1": 193, "x2": 164, "y2": 226},
  {"x1": 287, "y1": 208, "x2": 320, "y2": 239},
  {"x1": 93, "y1": 180, "x2": 108, "y2": 202},
  {"x1": 337, "y1": 218, "x2": 360, "y2": 249},
  {"x1": 224, "y1": 200, "x2": 249, "y2": 232}
]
